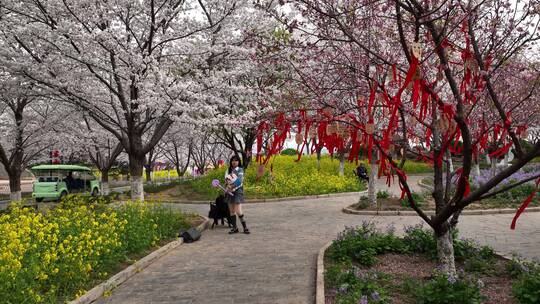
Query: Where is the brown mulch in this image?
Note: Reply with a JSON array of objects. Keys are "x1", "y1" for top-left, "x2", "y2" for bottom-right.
[{"x1": 326, "y1": 253, "x2": 516, "y2": 304}]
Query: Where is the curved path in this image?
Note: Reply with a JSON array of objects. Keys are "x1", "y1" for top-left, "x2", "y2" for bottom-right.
[{"x1": 97, "y1": 192, "x2": 540, "y2": 304}]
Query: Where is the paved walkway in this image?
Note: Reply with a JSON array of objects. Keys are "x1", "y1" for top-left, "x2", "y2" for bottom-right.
[{"x1": 97, "y1": 190, "x2": 540, "y2": 304}]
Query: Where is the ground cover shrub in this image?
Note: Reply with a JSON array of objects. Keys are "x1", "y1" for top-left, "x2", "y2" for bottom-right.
[
  {"x1": 471, "y1": 165, "x2": 540, "y2": 206},
  {"x1": 376, "y1": 191, "x2": 389, "y2": 199},
  {"x1": 510, "y1": 261, "x2": 540, "y2": 304},
  {"x1": 144, "y1": 180, "x2": 183, "y2": 193},
  {"x1": 183, "y1": 155, "x2": 366, "y2": 199},
  {"x1": 327, "y1": 223, "x2": 408, "y2": 266},
  {"x1": 404, "y1": 274, "x2": 485, "y2": 304},
  {"x1": 399, "y1": 192, "x2": 426, "y2": 208},
  {"x1": 326, "y1": 223, "x2": 510, "y2": 304},
  {"x1": 325, "y1": 222, "x2": 494, "y2": 304},
  {"x1": 0, "y1": 197, "x2": 189, "y2": 303},
  {"x1": 326, "y1": 265, "x2": 389, "y2": 304},
  {"x1": 280, "y1": 148, "x2": 297, "y2": 155}
]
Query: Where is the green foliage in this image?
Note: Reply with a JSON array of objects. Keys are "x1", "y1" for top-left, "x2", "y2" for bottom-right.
[
  {"x1": 402, "y1": 225, "x2": 495, "y2": 266},
  {"x1": 326, "y1": 263, "x2": 389, "y2": 304},
  {"x1": 404, "y1": 275, "x2": 485, "y2": 304},
  {"x1": 399, "y1": 192, "x2": 426, "y2": 208},
  {"x1": 376, "y1": 191, "x2": 389, "y2": 199},
  {"x1": 185, "y1": 155, "x2": 365, "y2": 199},
  {"x1": 327, "y1": 223, "x2": 408, "y2": 266},
  {"x1": 144, "y1": 180, "x2": 182, "y2": 193},
  {"x1": 402, "y1": 225, "x2": 438, "y2": 259},
  {"x1": 356, "y1": 196, "x2": 370, "y2": 209},
  {"x1": 280, "y1": 148, "x2": 298, "y2": 156},
  {"x1": 326, "y1": 223, "x2": 499, "y2": 304},
  {"x1": 506, "y1": 257, "x2": 536, "y2": 278},
  {"x1": 511, "y1": 262, "x2": 540, "y2": 304}
]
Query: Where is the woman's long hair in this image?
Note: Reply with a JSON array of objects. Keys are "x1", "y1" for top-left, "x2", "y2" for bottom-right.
[{"x1": 228, "y1": 155, "x2": 242, "y2": 174}]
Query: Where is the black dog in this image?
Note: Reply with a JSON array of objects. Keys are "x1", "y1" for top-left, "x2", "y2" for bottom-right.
[{"x1": 208, "y1": 195, "x2": 232, "y2": 229}]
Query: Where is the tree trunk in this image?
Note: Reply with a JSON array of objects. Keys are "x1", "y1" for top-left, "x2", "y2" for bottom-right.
[
  {"x1": 241, "y1": 152, "x2": 252, "y2": 170},
  {"x1": 436, "y1": 226, "x2": 457, "y2": 277},
  {"x1": 129, "y1": 154, "x2": 145, "y2": 201},
  {"x1": 339, "y1": 153, "x2": 345, "y2": 176},
  {"x1": 491, "y1": 156, "x2": 497, "y2": 176},
  {"x1": 101, "y1": 170, "x2": 110, "y2": 195},
  {"x1": 368, "y1": 151, "x2": 377, "y2": 207},
  {"x1": 145, "y1": 168, "x2": 152, "y2": 183},
  {"x1": 446, "y1": 150, "x2": 454, "y2": 173},
  {"x1": 473, "y1": 162, "x2": 480, "y2": 178},
  {"x1": 175, "y1": 164, "x2": 182, "y2": 178},
  {"x1": 316, "y1": 149, "x2": 321, "y2": 170},
  {"x1": 9, "y1": 169, "x2": 22, "y2": 202},
  {"x1": 502, "y1": 152, "x2": 509, "y2": 167}
]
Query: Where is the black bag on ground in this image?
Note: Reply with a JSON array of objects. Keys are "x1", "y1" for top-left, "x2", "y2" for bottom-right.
[{"x1": 180, "y1": 227, "x2": 201, "y2": 243}]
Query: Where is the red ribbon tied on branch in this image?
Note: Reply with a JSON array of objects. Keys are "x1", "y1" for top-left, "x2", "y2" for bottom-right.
[{"x1": 511, "y1": 177, "x2": 540, "y2": 230}]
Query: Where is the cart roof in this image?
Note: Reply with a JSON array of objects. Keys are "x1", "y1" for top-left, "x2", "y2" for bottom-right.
[{"x1": 31, "y1": 164, "x2": 92, "y2": 172}]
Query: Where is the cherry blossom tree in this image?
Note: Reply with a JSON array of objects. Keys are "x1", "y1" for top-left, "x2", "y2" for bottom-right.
[
  {"x1": 0, "y1": 0, "x2": 277, "y2": 200},
  {"x1": 59, "y1": 113, "x2": 124, "y2": 195},
  {"x1": 160, "y1": 124, "x2": 196, "y2": 178},
  {"x1": 0, "y1": 74, "x2": 63, "y2": 201},
  {"x1": 261, "y1": 0, "x2": 540, "y2": 276}
]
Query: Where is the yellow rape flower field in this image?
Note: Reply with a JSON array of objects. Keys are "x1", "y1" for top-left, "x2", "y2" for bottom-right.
[
  {"x1": 0, "y1": 197, "x2": 192, "y2": 303},
  {"x1": 180, "y1": 155, "x2": 432, "y2": 200}
]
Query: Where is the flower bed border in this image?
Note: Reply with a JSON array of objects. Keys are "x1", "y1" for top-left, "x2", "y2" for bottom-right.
[
  {"x1": 171, "y1": 191, "x2": 366, "y2": 204},
  {"x1": 316, "y1": 241, "x2": 333, "y2": 304},
  {"x1": 69, "y1": 216, "x2": 210, "y2": 304},
  {"x1": 342, "y1": 205, "x2": 540, "y2": 216}
]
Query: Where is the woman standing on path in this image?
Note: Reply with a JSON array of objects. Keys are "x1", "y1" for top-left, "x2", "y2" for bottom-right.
[{"x1": 225, "y1": 155, "x2": 250, "y2": 234}]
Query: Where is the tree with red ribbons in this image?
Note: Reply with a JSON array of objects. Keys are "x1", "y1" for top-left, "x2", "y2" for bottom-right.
[{"x1": 259, "y1": 0, "x2": 540, "y2": 276}]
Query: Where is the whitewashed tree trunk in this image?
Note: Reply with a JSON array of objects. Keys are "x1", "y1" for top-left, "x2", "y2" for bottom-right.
[
  {"x1": 129, "y1": 153, "x2": 145, "y2": 201},
  {"x1": 8, "y1": 169, "x2": 22, "y2": 203},
  {"x1": 502, "y1": 152, "x2": 509, "y2": 167},
  {"x1": 437, "y1": 228, "x2": 457, "y2": 277},
  {"x1": 473, "y1": 162, "x2": 480, "y2": 177},
  {"x1": 316, "y1": 149, "x2": 321, "y2": 170},
  {"x1": 339, "y1": 153, "x2": 345, "y2": 176},
  {"x1": 101, "y1": 170, "x2": 110, "y2": 195},
  {"x1": 10, "y1": 191, "x2": 22, "y2": 201},
  {"x1": 131, "y1": 176, "x2": 144, "y2": 201},
  {"x1": 446, "y1": 150, "x2": 454, "y2": 173},
  {"x1": 101, "y1": 182, "x2": 110, "y2": 196},
  {"x1": 368, "y1": 152, "x2": 377, "y2": 206}
]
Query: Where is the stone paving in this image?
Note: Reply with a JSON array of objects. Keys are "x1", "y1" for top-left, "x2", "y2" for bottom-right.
[{"x1": 96, "y1": 183, "x2": 540, "y2": 304}]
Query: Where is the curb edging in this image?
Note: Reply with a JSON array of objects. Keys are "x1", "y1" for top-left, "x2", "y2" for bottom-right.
[
  {"x1": 173, "y1": 191, "x2": 368, "y2": 204},
  {"x1": 343, "y1": 206, "x2": 540, "y2": 216},
  {"x1": 69, "y1": 217, "x2": 210, "y2": 304},
  {"x1": 316, "y1": 241, "x2": 333, "y2": 304}
]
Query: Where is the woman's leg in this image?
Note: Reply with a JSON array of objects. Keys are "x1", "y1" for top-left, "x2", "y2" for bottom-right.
[
  {"x1": 236, "y1": 204, "x2": 250, "y2": 234},
  {"x1": 228, "y1": 203, "x2": 239, "y2": 234}
]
